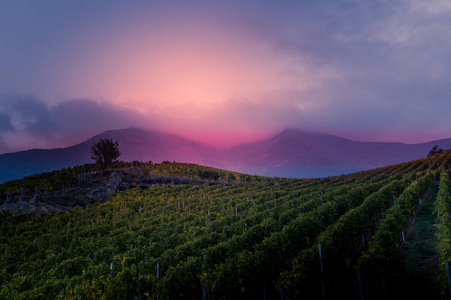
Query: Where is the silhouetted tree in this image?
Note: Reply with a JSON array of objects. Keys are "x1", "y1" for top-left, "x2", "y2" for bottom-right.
[
  {"x1": 428, "y1": 145, "x2": 444, "y2": 157},
  {"x1": 90, "y1": 138, "x2": 121, "y2": 172}
]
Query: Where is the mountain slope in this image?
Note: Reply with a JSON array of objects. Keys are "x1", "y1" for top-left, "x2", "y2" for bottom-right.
[
  {"x1": 227, "y1": 129, "x2": 451, "y2": 177},
  {"x1": 0, "y1": 128, "x2": 218, "y2": 183},
  {"x1": 1, "y1": 153, "x2": 450, "y2": 299},
  {"x1": 0, "y1": 127, "x2": 450, "y2": 182}
]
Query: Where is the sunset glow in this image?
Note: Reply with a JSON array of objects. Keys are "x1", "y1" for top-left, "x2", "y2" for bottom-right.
[
  {"x1": 62, "y1": 15, "x2": 314, "y2": 132},
  {"x1": 0, "y1": 1, "x2": 450, "y2": 152}
]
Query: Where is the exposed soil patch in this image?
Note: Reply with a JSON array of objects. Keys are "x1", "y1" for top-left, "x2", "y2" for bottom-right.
[{"x1": 1, "y1": 168, "x2": 230, "y2": 214}]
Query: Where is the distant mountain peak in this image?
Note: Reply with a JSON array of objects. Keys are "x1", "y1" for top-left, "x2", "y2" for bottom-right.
[
  {"x1": 275, "y1": 128, "x2": 348, "y2": 141},
  {"x1": 0, "y1": 127, "x2": 450, "y2": 182},
  {"x1": 278, "y1": 128, "x2": 311, "y2": 136}
]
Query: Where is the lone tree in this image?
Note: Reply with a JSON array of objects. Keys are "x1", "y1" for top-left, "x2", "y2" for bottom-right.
[
  {"x1": 90, "y1": 138, "x2": 121, "y2": 172},
  {"x1": 428, "y1": 145, "x2": 444, "y2": 157}
]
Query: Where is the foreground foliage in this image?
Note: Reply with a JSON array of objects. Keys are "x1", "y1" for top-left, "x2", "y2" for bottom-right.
[
  {"x1": 1, "y1": 153, "x2": 450, "y2": 299},
  {"x1": 435, "y1": 169, "x2": 451, "y2": 297}
]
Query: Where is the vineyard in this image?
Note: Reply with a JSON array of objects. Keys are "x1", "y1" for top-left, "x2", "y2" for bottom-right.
[{"x1": 1, "y1": 152, "x2": 451, "y2": 299}]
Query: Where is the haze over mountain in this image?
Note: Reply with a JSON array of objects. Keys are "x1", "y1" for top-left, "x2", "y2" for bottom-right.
[
  {"x1": 228, "y1": 129, "x2": 451, "y2": 177},
  {"x1": 2, "y1": 2, "x2": 451, "y2": 154},
  {"x1": 0, "y1": 128, "x2": 450, "y2": 183}
]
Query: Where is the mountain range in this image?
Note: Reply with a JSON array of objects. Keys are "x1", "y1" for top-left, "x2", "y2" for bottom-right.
[{"x1": 0, "y1": 127, "x2": 450, "y2": 183}]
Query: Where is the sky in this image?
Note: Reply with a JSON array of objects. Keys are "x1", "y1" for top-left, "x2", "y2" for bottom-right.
[{"x1": 0, "y1": 0, "x2": 450, "y2": 153}]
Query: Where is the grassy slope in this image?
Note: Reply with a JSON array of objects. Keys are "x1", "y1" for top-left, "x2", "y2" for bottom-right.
[
  {"x1": 0, "y1": 154, "x2": 449, "y2": 299},
  {"x1": 386, "y1": 181, "x2": 443, "y2": 299}
]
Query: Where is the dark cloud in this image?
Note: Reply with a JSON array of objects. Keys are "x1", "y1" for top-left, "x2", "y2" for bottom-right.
[
  {"x1": 0, "y1": 94, "x2": 56, "y2": 134},
  {"x1": 0, "y1": 95, "x2": 150, "y2": 152},
  {"x1": 0, "y1": 111, "x2": 13, "y2": 132},
  {"x1": 49, "y1": 99, "x2": 151, "y2": 144},
  {"x1": 1, "y1": 1, "x2": 451, "y2": 148},
  {"x1": 237, "y1": 1, "x2": 451, "y2": 140}
]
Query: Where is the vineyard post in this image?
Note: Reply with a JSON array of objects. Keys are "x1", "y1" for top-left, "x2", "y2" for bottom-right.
[
  {"x1": 319, "y1": 243, "x2": 323, "y2": 273},
  {"x1": 358, "y1": 273, "x2": 364, "y2": 300},
  {"x1": 202, "y1": 287, "x2": 207, "y2": 300},
  {"x1": 279, "y1": 284, "x2": 284, "y2": 300},
  {"x1": 157, "y1": 262, "x2": 160, "y2": 300},
  {"x1": 446, "y1": 262, "x2": 451, "y2": 297},
  {"x1": 157, "y1": 262, "x2": 160, "y2": 279}
]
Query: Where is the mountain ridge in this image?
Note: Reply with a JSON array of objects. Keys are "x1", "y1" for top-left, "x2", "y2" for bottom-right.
[{"x1": 0, "y1": 127, "x2": 450, "y2": 182}]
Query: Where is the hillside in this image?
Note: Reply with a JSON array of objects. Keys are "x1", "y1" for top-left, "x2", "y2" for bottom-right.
[
  {"x1": 0, "y1": 128, "x2": 219, "y2": 183},
  {"x1": 228, "y1": 129, "x2": 451, "y2": 177},
  {"x1": 1, "y1": 128, "x2": 451, "y2": 182},
  {"x1": 0, "y1": 161, "x2": 252, "y2": 214},
  {"x1": 0, "y1": 153, "x2": 450, "y2": 299}
]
